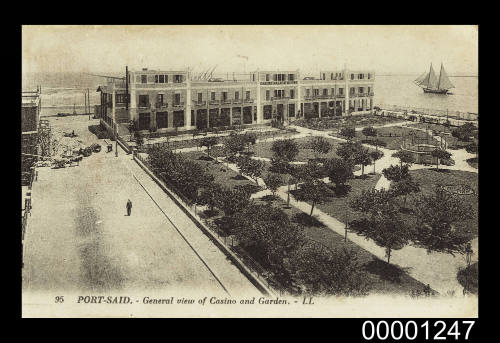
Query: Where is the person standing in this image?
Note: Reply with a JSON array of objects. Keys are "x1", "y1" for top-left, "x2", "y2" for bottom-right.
[{"x1": 126, "y1": 199, "x2": 132, "y2": 216}]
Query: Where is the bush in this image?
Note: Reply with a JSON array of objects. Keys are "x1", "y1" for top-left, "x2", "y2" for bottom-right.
[
  {"x1": 147, "y1": 146, "x2": 214, "y2": 203},
  {"x1": 457, "y1": 262, "x2": 478, "y2": 294},
  {"x1": 361, "y1": 139, "x2": 387, "y2": 147}
]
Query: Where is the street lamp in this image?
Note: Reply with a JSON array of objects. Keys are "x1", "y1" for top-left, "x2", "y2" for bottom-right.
[{"x1": 115, "y1": 123, "x2": 118, "y2": 157}]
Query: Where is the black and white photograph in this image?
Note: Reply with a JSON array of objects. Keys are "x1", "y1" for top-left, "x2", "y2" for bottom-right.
[{"x1": 21, "y1": 25, "x2": 478, "y2": 318}]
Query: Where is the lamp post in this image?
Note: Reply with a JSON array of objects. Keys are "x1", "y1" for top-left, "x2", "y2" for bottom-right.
[{"x1": 115, "y1": 123, "x2": 118, "y2": 157}]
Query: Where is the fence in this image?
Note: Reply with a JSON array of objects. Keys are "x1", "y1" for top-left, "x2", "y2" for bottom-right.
[
  {"x1": 133, "y1": 151, "x2": 294, "y2": 296},
  {"x1": 22, "y1": 168, "x2": 36, "y2": 266},
  {"x1": 377, "y1": 104, "x2": 478, "y2": 121},
  {"x1": 136, "y1": 127, "x2": 299, "y2": 153}
]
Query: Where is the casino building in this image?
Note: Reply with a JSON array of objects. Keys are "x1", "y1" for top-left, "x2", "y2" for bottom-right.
[{"x1": 96, "y1": 67, "x2": 375, "y2": 133}]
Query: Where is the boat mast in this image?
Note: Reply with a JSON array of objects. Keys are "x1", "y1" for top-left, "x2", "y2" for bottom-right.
[{"x1": 437, "y1": 63, "x2": 442, "y2": 90}]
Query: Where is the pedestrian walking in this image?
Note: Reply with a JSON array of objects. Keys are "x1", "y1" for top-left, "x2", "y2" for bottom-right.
[{"x1": 126, "y1": 199, "x2": 132, "y2": 216}]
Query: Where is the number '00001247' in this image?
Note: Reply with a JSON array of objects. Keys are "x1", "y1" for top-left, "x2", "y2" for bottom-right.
[{"x1": 361, "y1": 320, "x2": 475, "y2": 340}]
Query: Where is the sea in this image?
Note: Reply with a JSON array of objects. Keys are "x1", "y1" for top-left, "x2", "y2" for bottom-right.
[{"x1": 22, "y1": 72, "x2": 479, "y2": 117}]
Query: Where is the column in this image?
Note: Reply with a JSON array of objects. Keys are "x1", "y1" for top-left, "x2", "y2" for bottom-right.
[
  {"x1": 296, "y1": 76, "x2": 301, "y2": 118},
  {"x1": 344, "y1": 67, "x2": 349, "y2": 116},
  {"x1": 184, "y1": 74, "x2": 192, "y2": 130},
  {"x1": 151, "y1": 105, "x2": 157, "y2": 130},
  {"x1": 256, "y1": 74, "x2": 262, "y2": 123},
  {"x1": 111, "y1": 88, "x2": 116, "y2": 129},
  {"x1": 130, "y1": 86, "x2": 137, "y2": 122}
]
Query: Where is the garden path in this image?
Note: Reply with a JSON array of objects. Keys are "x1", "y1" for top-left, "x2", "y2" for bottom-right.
[{"x1": 212, "y1": 123, "x2": 479, "y2": 295}]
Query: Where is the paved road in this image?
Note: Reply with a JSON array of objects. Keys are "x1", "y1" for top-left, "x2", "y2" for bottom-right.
[{"x1": 22, "y1": 116, "x2": 260, "y2": 297}]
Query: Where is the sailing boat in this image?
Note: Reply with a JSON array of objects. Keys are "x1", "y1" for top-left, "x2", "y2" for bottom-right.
[{"x1": 414, "y1": 63, "x2": 454, "y2": 94}]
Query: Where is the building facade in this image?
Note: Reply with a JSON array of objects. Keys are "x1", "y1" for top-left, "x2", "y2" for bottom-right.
[
  {"x1": 22, "y1": 87, "x2": 42, "y2": 185},
  {"x1": 97, "y1": 67, "x2": 375, "y2": 133}
]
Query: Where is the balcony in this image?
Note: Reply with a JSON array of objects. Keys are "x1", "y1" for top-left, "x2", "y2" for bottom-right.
[
  {"x1": 271, "y1": 96, "x2": 291, "y2": 101},
  {"x1": 172, "y1": 102, "x2": 185, "y2": 108},
  {"x1": 233, "y1": 99, "x2": 242, "y2": 104},
  {"x1": 369, "y1": 92, "x2": 374, "y2": 96},
  {"x1": 317, "y1": 95, "x2": 332, "y2": 100},
  {"x1": 138, "y1": 103, "x2": 151, "y2": 109},
  {"x1": 155, "y1": 102, "x2": 168, "y2": 109},
  {"x1": 209, "y1": 100, "x2": 220, "y2": 105},
  {"x1": 221, "y1": 99, "x2": 233, "y2": 105},
  {"x1": 244, "y1": 99, "x2": 254, "y2": 104},
  {"x1": 193, "y1": 100, "x2": 207, "y2": 107},
  {"x1": 337, "y1": 94, "x2": 345, "y2": 98}
]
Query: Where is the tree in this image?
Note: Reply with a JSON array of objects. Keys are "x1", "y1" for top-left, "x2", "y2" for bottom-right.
[
  {"x1": 336, "y1": 141, "x2": 363, "y2": 165},
  {"x1": 355, "y1": 148, "x2": 372, "y2": 176},
  {"x1": 382, "y1": 164, "x2": 409, "y2": 183},
  {"x1": 293, "y1": 178, "x2": 334, "y2": 216},
  {"x1": 390, "y1": 176, "x2": 420, "y2": 207},
  {"x1": 340, "y1": 127, "x2": 356, "y2": 141},
  {"x1": 392, "y1": 150, "x2": 416, "y2": 168},
  {"x1": 215, "y1": 185, "x2": 252, "y2": 217},
  {"x1": 413, "y1": 187, "x2": 475, "y2": 256},
  {"x1": 269, "y1": 158, "x2": 296, "y2": 205},
  {"x1": 231, "y1": 203, "x2": 306, "y2": 287},
  {"x1": 242, "y1": 132, "x2": 257, "y2": 154},
  {"x1": 451, "y1": 123, "x2": 476, "y2": 142},
  {"x1": 271, "y1": 139, "x2": 300, "y2": 162},
  {"x1": 237, "y1": 156, "x2": 265, "y2": 184},
  {"x1": 147, "y1": 146, "x2": 214, "y2": 203},
  {"x1": 324, "y1": 158, "x2": 354, "y2": 189},
  {"x1": 431, "y1": 149, "x2": 452, "y2": 170},
  {"x1": 197, "y1": 182, "x2": 223, "y2": 215},
  {"x1": 309, "y1": 136, "x2": 332, "y2": 160},
  {"x1": 269, "y1": 141, "x2": 299, "y2": 206},
  {"x1": 223, "y1": 133, "x2": 246, "y2": 160},
  {"x1": 263, "y1": 172, "x2": 282, "y2": 197},
  {"x1": 369, "y1": 150, "x2": 384, "y2": 174},
  {"x1": 199, "y1": 136, "x2": 219, "y2": 158},
  {"x1": 290, "y1": 242, "x2": 370, "y2": 296},
  {"x1": 350, "y1": 188, "x2": 411, "y2": 263},
  {"x1": 362, "y1": 126, "x2": 377, "y2": 138}
]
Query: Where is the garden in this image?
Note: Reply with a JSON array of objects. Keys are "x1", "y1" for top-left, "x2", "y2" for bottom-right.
[
  {"x1": 294, "y1": 114, "x2": 406, "y2": 131},
  {"x1": 407, "y1": 122, "x2": 478, "y2": 150},
  {"x1": 330, "y1": 125, "x2": 432, "y2": 150},
  {"x1": 141, "y1": 128, "x2": 478, "y2": 296}
]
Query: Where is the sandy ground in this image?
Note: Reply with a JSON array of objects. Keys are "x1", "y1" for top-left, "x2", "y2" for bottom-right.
[{"x1": 22, "y1": 116, "x2": 259, "y2": 297}]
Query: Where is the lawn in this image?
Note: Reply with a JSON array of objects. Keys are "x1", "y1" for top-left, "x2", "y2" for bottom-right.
[
  {"x1": 409, "y1": 169, "x2": 478, "y2": 237},
  {"x1": 179, "y1": 151, "x2": 262, "y2": 193},
  {"x1": 331, "y1": 126, "x2": 432, "y2": 150},
  {"x1": 254, "y1": 193, "x2": 429, "y2": 295},
  {"x1": 294, "y1": 173, "x2": 382, "y2": 224},
  {"x1": 248, "y1": 136, "x2": 375, "y2": 161}
]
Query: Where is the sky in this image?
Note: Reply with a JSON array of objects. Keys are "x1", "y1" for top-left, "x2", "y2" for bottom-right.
[{"x1": 22, "y1": 25, "x2": 478, "y2": 76}]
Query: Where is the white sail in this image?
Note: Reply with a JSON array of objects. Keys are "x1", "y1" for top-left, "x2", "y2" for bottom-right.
[
  {"x1": 425, "y1": 64, "x2": 439, "y2": 90},
  {"x1": 415, "y1": 64, "x2": 439, "y2": 89},
  {"x1": 437, "y1": 64, "x2": 455, "y2": 90},
  {"x1": 414, "y1": 71, "x2": 427, "y2": 85}
]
